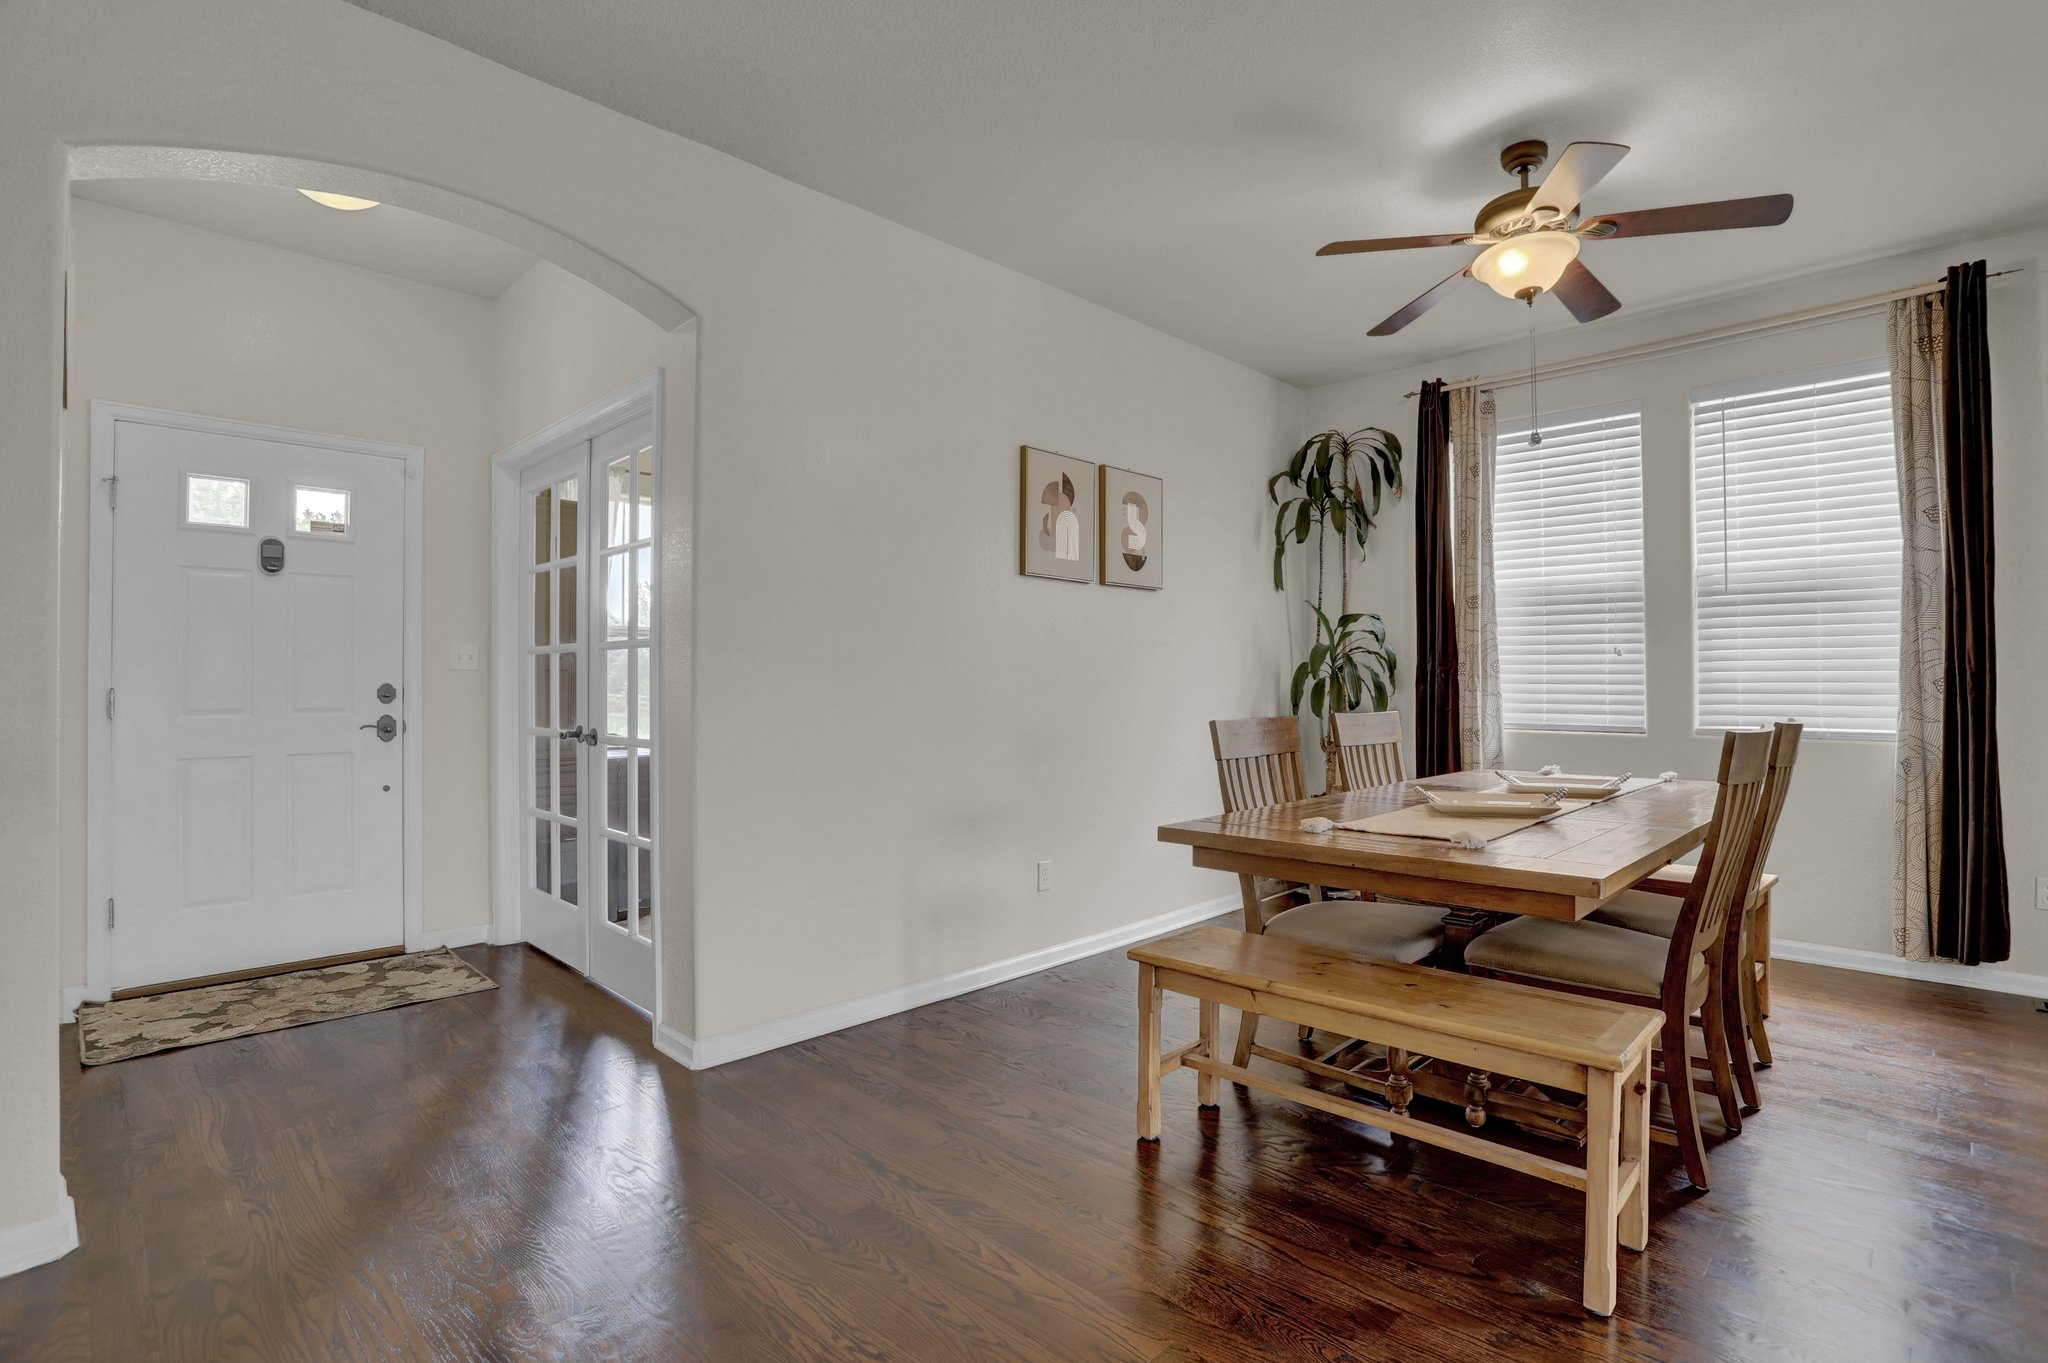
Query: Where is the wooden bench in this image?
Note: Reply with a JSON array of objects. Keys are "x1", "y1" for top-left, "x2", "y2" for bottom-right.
[{"x1": 1129, "y1": 925, "x2": 1662, "y2": 1317}]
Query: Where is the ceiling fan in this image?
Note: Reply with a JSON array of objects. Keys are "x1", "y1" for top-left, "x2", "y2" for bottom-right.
[{"x1": 1318, "y1": 140, "x2": 1793, "y2": 336}]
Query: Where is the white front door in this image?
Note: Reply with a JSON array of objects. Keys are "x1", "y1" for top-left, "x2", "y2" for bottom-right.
[
  {"x1": 108, "y1": 417, "x2": 409, "y2": 990},
  {"x1": 516, "y1": 413, "x2": 657, "y2": 1010}
]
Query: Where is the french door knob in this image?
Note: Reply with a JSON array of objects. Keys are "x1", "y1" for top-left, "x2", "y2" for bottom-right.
[
  {"x1": 559, "y1": 725, "x2": 586, "y2": 741},
  {"x1": 580, "y1": 729, "x2": 600, "y2": 747}
]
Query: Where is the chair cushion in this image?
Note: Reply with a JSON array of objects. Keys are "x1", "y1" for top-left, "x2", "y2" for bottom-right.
[
  {"x1": 1587, "y1": 889, "x2": 1681, "y2": 938},
  {"x1": 1465, "y1": 916, "x2": 1693, "y2": 998},
  {"x1": 1264, "y1": 901, "x2": 1446, "y2": 965}
]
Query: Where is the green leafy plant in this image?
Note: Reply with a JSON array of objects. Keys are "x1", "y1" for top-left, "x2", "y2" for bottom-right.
[
  {"x1": 1291, "y1": 606, "x2": 1397, "y2": 725},
  {"x1": 1269, "y1": 428, "x2": 1404, "y2": 788},
  {"x1": 1268, "y1": 428, "x2": 1403, "y2": 617}
]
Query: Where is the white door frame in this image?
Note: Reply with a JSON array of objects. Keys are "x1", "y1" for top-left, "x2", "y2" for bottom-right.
[
  {"x1": 488, "y1": 371, "x2": 664, "y2": 1009},
  {"x1": 84, "y1": 401, "x2": 426, "y2": 1004}
]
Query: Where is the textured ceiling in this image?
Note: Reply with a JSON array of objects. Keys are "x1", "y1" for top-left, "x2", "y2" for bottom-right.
[
  {"x1": 73, "y1": 178, "x2": 538, "y2": 300},
  {"x1": 346, "y1": 0, "x2": 2048, "y2": 387}
]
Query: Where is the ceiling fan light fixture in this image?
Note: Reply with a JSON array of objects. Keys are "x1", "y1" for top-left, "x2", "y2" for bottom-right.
[{"x1": 1471, "y1": 232, "x2": 1580, "y2": 300}]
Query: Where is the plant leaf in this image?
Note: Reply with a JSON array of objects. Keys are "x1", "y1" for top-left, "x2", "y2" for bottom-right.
[
  {"x1": 1290, "y1": 661, "x2": 1310, "y2": 713},
  {"x1": 1310, "y1": 677, "x2": 1327, "y2": 718}
]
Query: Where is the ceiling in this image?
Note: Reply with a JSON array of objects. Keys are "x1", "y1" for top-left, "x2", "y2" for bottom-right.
[
  {"x1": 345, "y1": 0, "x2": 2048, "y2": 387},
  {"x1": 72, "y1": 178, "x2": 538, "y2": 301}
]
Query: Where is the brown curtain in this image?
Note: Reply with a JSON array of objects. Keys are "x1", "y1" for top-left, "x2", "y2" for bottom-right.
[
  {"x1": 1935, "y1": 261, "x2": 2010, "y2": 964},
  {"x1": 1413, "y1": 380, "x2": 1460, "y2": 776}
]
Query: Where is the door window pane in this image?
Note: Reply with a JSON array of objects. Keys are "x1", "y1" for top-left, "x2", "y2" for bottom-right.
[
  {"x1": 533, "y1": 656, "x2": 550, "y2": 728},
  {"x1": 559, "y1": 826, "x2": 578, "y2": 905},
  {"x1": 532, "y1": 488, "x2": 552, "y2": 564},
  {"x1": 635, "y1": 646, "x2": 652, "y2": 739},
  {"x1": 635, "y1": 455, "x2": 654, "y2": 539},
  {"x1": 607, "y1": 457, "x2": 631, "y2": 544},
  {"x1": 607, "y1": 649, "x2": 628, "y2": 737},
  {"x1": 607, "y1": 838, "x2": 630, "y2": 925},
  {"x1": 558, "y1": 651, "x2": 578, "y2": 731},
  {"x1": 606, "y1": 747, "x2": 629, "y2": 831},
  {"x1": 293, "y1": 485, "x2": 350, "y2": 536},
  {"x1": 558, "y1": 739, "x2": 579, "y2": 819},
  {"x1": 185, "y1": 474, "x2": 250, "y2": 528},
  {"x1": 532, "y1": 571, "x2": 550, "y2": 645},
  {"x1": 534, "y1": 818, "x2": 552, "y2": 892},
  {"x1": 533, "y1": 738, "x2": 551, "y2": 813},
  {"x1": 635, "y1": 546, "x2": 653, "y2": 637},
  {"x1": 636, "y1": 846, "x2": 653, "y2": 939},
  {"x1": 636, "y1": 752, "x2": 652, "y2": 838},
  {"x1": 558, "y1": 565, "x2": 578, "y2": 644},
  {"x1": 605, "y1": 551, "x2": 630, "y2": 641},
  {"x1": 558, "y1": 477, "x2": 579, "y2": 559}
]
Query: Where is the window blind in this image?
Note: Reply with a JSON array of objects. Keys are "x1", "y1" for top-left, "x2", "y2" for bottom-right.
[
  {"x1": 1493, "y1": 402, "x2": 1647, "y2": 733},
  {"x1": 1692, "y1": 360, "x2": 1900, "y2": 736}
]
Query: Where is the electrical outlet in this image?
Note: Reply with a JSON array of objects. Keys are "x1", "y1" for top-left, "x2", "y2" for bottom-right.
[
  {"x1": 2036, "y1": 876, "x2": 2048, "y2": 912},
  {"x1": 1036, "y1": 860, "x2": 1052, "y2": 893},
  {"x1": 450, "y1": 644, "x2": 479, "y2": 671}
]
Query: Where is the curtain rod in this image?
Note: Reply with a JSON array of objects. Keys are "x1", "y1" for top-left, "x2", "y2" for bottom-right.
[{"x1": 1401, "y1": 269, "x2": 2023, "y2": 398}]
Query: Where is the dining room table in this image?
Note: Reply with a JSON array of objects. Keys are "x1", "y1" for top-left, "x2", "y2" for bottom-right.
[{"x1": 1157, "y1": 768, "x2": 1721, "y2": 968}]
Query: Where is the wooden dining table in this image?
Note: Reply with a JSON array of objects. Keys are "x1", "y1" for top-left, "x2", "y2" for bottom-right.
[{"x1": 1158, "y1": 769, "x2": 1720, "y2": 967}]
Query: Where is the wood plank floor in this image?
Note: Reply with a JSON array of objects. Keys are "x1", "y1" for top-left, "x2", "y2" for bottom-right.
[{"x1": 1, "y1": 932, "x2": 2042, "y2": 1362}]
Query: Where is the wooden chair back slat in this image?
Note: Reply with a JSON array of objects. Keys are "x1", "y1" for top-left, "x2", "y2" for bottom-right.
[
  {"x1": 1210, "y1": 717, "x2": 1307, "y2": 815},
  {"x1": 1332, "y1": 710, "x2": 1406, "y2": 791},
  {"x1": 1666, "y1": 729, "x2": 1775, "y2": 991}
]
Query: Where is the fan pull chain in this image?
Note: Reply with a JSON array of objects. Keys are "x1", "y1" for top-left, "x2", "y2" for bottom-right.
[{"x1": 1528, "y1": 328, "x2": 1543, "y2": 447}]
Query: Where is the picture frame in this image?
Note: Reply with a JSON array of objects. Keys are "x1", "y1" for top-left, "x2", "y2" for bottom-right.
[
  {"x1": 1098, "y1": 465, "x2": 1163, "y2": 590},
  {"x1": 1019, "y1": 445, "x2": 1097, "y2": 583}
]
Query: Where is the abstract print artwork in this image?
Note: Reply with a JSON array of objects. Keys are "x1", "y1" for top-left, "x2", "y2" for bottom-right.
[
  {"x1": 1019, "y1": 446, "x2": 1097, "y2": 583},
  {"x1": 1098, "y1": 465, "x2": 1163, "y2": 589}
]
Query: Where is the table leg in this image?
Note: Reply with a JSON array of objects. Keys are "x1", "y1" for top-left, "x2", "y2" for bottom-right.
[
  {"x1": 1755, "y1": 883, "x2": 1772, "y2": 1017},
  {"x1": 1136, "y1": 962, "x2": 1162, "y2": 1142},
  {"x1": 1582, "y1": 1063, "x2": 1622, "y2": 1317},
  {"x1": 1437, "y1": 908, "x2": 1499, "y2": 972},
  {"x1": 1197, "y1": 998, "x2": 1220, "y2": 1108}
]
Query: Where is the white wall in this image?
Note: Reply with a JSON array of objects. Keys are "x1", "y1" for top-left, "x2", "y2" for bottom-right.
[
  {"x1": 60, "y1": 198, "x2": 503, "y2": 988},
  {"x1": 0, "y1": 0, "x2": 1308, "y2": 1242},
  {"x1": 1307, "y1": 227, "x2": 2048, "y2": 980}
]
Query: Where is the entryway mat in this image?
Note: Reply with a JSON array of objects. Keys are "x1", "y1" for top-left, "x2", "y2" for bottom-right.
[{"x1": 75, "y1": 948, "x2": 496, "y2": 1065}]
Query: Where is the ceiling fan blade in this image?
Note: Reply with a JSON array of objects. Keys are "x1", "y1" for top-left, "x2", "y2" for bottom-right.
[
  {"x1": 1317, "y1": 232, "x2": 1473, "y2": 257},
  {"x1": 1550, "y1": 259, "x2": 1622, "y2": 323},
  {"x1": 1585, "y1": 193, "x2": 1794, "y2": 239},
  {"x1": 1368, "y1": 267, "x2": 1472, "y2": 336},
  {"x1": 1530, "y1": 141, "x2": 1630, "y2": 221}
]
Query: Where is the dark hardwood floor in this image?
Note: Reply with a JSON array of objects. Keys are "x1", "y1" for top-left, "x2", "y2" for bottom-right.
[{"x1": 1, "y1": 930, "x2": 2042, "y2": 1362}]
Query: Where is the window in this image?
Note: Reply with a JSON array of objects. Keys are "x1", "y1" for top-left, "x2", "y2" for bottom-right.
[
  {"x1": 184, "y1": 474, "x2": 249, "y2": 528},
  {"x1": 1492, "y1": 402, "x2": 1646, "y2": 733},
  {"x1": 294, "y1": 485, "x2": 350, "y2": 536},
  {"x1": 1692, "y1": 360, "x2": 1899, "y2": 736}
]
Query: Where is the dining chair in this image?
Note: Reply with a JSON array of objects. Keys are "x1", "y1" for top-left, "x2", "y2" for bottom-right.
[
  {"x1": 1331, "y1": 709, "x2": 1405, "y2": 791},
  {"x1": 1464, "y1": 727, "x2": 1774, "y2": 1191},
  {"x1": 1210, "y1": 718, "x2": 1448, "y2": 1068},
  {"x1": 1589, "y1": 722, "x2": 1802, "y2": 1110}
]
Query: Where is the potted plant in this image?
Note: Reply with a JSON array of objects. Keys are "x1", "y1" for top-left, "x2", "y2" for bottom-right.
[{"x1": 1270, "y1": 428, "x2": 1403, "y2": 789}]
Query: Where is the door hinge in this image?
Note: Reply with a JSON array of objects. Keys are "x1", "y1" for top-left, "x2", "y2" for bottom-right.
[
  {"x1": 102, "y1": 474, "x2": 119, "y2": 510},
  {"x1": 105, "y1": 687, "x2": 115, "y2": 721},
  {"x1": 106, "y1": 898, "x2": 115, "y2": 930}
]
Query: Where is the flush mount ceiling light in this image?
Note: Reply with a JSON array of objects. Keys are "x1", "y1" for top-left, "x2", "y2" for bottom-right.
[
  {"x1": 1470, "y1": 232, "x2": 1581, "y2": 301},
  {"x1": 299, "y1": 189, "x2": 380, "y2": 212}
]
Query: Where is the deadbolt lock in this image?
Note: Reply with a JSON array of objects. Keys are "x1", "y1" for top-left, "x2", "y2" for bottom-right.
[{"x1": 376, "y1": 682, "x2": 398, "y2": 704}]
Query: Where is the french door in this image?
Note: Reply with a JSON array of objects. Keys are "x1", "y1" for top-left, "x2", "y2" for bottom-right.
[{"x1": 518, "y1": 413, "x2": 658, "y2": 1009}]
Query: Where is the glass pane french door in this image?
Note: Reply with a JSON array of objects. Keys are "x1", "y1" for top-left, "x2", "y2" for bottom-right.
[{"x1": 518, "y1": 415, "x2": 657, "y2": 1009}]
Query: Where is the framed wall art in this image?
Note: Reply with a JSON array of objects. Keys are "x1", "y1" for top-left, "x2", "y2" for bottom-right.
[
  {"x1": 1098, "y1": 465, "x2": 1162, "y2": 589},
  {"x1": 1018, "y1": 445, "x2": 1097, "y2": 583}
]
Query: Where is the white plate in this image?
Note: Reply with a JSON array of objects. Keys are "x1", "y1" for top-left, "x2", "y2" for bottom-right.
[
  {"x1": 1498, "y1": 771, "x2": 1626, "y2": 798},
  {"x1": 1416, "y1": 791, "x2": 1562, "y2": 818}
]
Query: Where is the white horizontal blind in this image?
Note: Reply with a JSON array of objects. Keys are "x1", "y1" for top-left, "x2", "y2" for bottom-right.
[
  {"x1": 1493, "y1": 402, "x2": 1646, "y2": 733},
  {"x1": 1692, "y1": 360, "x2": 1900, "y2": 736}
]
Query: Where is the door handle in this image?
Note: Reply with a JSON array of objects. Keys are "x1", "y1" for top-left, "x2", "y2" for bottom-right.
[
  {"x1": 559, "y1": 725, "x2": 586, "y2": 742},
  {"x1": 359, "y1": 715, "x2": 398, "y2": 742}
]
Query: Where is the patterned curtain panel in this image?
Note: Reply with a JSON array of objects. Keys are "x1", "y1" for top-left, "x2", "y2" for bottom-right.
[
  {"x1": 1413, "y1": 380, "x2": 1461, "y2": 777},
  {"x1": 1936, "y1": 261, "x2": 2011, "y2": 965},
  {"x1": 1449, "y1": 387, "x2": 1503, "y2": 769},
  {"x1": 1887, "y1": 295, "x2": 1945, "y2": 962}
]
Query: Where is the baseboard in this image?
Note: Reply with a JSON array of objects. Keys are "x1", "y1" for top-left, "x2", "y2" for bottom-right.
[
  {"x1": 652, "y1": 1019, "x2": 696, "y2": 1069},
  {"x1": 0, "y1": 1180, "x2": 77, "y2": 1280},
  {"x1": 1774, "y1": 938, "x2": 2048, "y2": 998},
  {"x1": 418, "y1": 925, "x2": 492, "y2": 952},
  {"x1": 59, "y1": 985, "x2": 88, "y2": 1026},
  {"x1": 669, "y1": 894, "x2": 1237, "y2": 1072}
]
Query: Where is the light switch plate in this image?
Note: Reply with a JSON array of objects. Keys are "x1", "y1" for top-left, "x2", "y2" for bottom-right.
[
  {"x1": 1036, "y1": 860, "x2": 1052, "y2": 893},
  {"x1": 451, "y1": 644, "x2": 479, "y2": 671},
  {"x1": 2035, "y1": 876, "x2": 2048, "y2": 912}
]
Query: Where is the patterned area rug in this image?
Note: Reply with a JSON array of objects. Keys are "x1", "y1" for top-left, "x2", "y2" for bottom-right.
[{"x1": 75, "y1": 948, "x2": 497, "y2": 1065}]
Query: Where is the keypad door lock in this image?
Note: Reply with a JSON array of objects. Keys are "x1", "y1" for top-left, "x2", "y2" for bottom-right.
[
  {"x1": 376, "y1": 682, "x2": 398, "y2": 704},
  {"x1": 359, "y1": 715, "x2": 398, "y2": 742}
]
